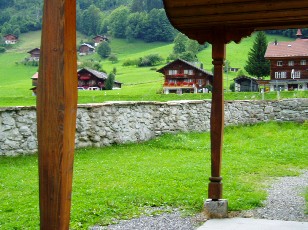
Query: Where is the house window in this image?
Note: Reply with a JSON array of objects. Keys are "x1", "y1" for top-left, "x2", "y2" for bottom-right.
[
  {"x1": 198, "y1": 79, "x2": 203, "y2": 85},
  {"x1": 274, "y1": 72, "x2": 287, "y2": 79},
  {"x1": 288, "y1": 61, "x2": 294, "y2": 66},
  {"x1": 184, "y1": 69, "x2": 194, "y2": 75},
  {"x1": 291, "y1": 69, "x2": 301, "y2": 79},
  {"x1": 187, "y1": 79, "x2": 194, "y2": 83},
  {"x1": 169, "y1": 79, "x2": 176, "y2": 84},
  {"x1": 300, "y1": 60, "x2": 306, "y2": 65},
  {"x1": 168, "y1": 70, "x2": 178, "y2": 75},
  {"x1": 277, "y1": 61, "x2": 283, "y2": 66},
  {"x1": 291, "y1": 71, "x2": 301, "y2": 79}
]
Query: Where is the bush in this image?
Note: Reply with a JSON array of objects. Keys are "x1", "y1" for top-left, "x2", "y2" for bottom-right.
[
  {"x1": 108, "y1": 54, "x2": 118, "y2": 63},
  {"x1": 0, "y1": 47, "x2": 6, "y2": 53},
  {"x1": 137, "y1": 54, "x2": 164, "y2": 67},
  {"x1": 230, "y1": 82, "x2": 235, "y2": 92},
  {"x1": 122, "y1": 59, "x2": 138, "y2": 66}
]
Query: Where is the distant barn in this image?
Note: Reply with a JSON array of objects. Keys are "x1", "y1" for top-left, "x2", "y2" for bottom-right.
[
  {"x1": 234, "y1": 76, "x2": 259, "y2": 92},
  {"x1": 93, "y1": 35, "x2": 109, "y2": 46},
  {"x1": 79, "y1": 43, "x2": 95, "y2": 55},
  {"x1": 28, "y1": 48, "x2": 41, "y2": 61}
]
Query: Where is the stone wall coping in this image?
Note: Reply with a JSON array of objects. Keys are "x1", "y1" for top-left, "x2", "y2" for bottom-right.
[{"x1": 0, "y1": 98, "x2": 307, "y2": 111}]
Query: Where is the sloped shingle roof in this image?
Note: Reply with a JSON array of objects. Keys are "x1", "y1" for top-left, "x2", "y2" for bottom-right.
[
  {"x1": 157, "y1": 58, "x2": 213, "y2": 76},
  {"x1": 78, "y1": 68, "x2": 122, "y2": 84},
  {"x1": 265, "y1": 39, "x2": 308, "y2": 58}
]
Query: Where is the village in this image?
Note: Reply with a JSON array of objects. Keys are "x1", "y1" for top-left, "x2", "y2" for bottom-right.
[{"x1": 3, "y1": 29, "x2": 308, "y2": 97}]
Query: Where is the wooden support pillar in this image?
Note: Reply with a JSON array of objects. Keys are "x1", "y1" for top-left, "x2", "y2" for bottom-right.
[
  {"x1": 208, "y1": 40, "x2": 226, "y2": 200},
  {"x1": 37, "y1": 0, "x2": 77, "y2": 229}
]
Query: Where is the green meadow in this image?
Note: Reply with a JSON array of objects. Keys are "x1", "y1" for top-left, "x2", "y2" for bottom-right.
[
  {"x1": 0, "y1": 122, "x2": 307, "y2": 229},
  {"x1": 0, "y1": 31, "x2": 306, "y2": 107}
]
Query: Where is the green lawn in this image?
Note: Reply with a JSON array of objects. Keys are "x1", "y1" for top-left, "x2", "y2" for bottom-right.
[{"x1": 0, "y1": 122, "x2": 307, "y2": 229}]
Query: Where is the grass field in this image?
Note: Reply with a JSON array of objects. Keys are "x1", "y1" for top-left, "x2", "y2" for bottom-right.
[
  {"x1": 0, "y1": 122, "x2": 307, "y2": 229},
  {"x1": 0, "y1": 31, "x2": 305, "y2": 107}
]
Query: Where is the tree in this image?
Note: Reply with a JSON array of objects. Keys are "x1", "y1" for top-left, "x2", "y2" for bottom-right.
[
  {"x1": 125, "y1": 12, "x2": 147, "y2": 41},
  {"x1": 143, "y1": 9, "x2": 174, "y2": 42},
  {"x1": 173, "y1": 33, "x2": 188, "y2": 54},
  {"x1": 105, "y1": 73, "x2": 115, "y2": 90},
  {"x1": 108, "y1": 6, "x2": 129, "y2": 38},
  {"x1": 244, "y1": 31, "x2": 270, "y2": 79},
  {"x1": 179, "y1": 51, "x2": 197, "y2": 62},
  {"x1": 81, "y1": 4, "x2": 102, "y2": 36},
  {"x1": 130, "y1": 0, "x2": 145, "y2": 12},
  {"x1": 224, "y1": 60, "x2": 230, "y2": 73},
  {"x1": 97, "y1": 41, "x2": 111, "y2": 58},
  {"x1": 186, "y1": 39, "x2": 200, "y2": 56}
]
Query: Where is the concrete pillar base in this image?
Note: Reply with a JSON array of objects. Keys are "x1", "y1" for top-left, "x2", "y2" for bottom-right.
[{"x1": 203, "y1": 199, "x2": 228, "y2": 219}]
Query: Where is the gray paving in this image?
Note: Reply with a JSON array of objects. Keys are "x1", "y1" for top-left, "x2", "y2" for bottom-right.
[{"x1": 197, "y1": 218, "x2": 308, "y2": 230}]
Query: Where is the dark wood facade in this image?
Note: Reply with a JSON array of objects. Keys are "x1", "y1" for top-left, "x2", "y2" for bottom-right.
[
  {"x1": 3, "y1": 34, "x2": 18, "y2": 44},
  {"x1": 31, "y1": 68, "x2": 122, "y2": 92},
  {"x1": 265, "y1": 35, "x2": 308, "y2": 91},
  {"x1": 234, "y1": 76, "x2": 259, "y2": 92},
  {"x1": 157, "y1": 59, "x2": 213, "y2": 94},
  {"x1": 79, "y1": 43, "x2": 95, "y2": 55},
  {"x1": 93, "y1": 35, "x2": 109, "y2": 46},
  {"x1": 78, "y1": 68, "x2": 122, "y2": 90},
  {"x1": 27, "y1": 48, "x2": 41, "y2": 61}
]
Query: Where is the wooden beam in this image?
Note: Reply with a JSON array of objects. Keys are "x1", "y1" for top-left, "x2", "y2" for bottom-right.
[
  {"x1": 37, "y1": 0, "x2": 77, "y2": 229},
  {"x1": 208, "y1": 33, "x2": 226, "y2": 200}
]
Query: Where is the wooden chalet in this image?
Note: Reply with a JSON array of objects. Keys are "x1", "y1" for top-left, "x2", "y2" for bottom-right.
[
  {"x1": 3, "y1": 34, "x2": 18, "y2": 44},
  {"x1": 265, "y1": 30, "x2": 308, "y2": 91},
  {"x1": 93, "y1": 35, "x2": 109, "y2": 46},
  {"x1": 27, "y1": 48, "x2": 40, "y2": 61},
  {"x1": 79, "y1": 43, "x2": 95, "y2": 55},
  {"x1": 234, "y1": 76, "x2": 259, "y2": 92},
  {"x1": 78, "y1": 68, "x2": 122, "y2": 90},
  {"x1": 157, "y1": 59, "x2": 213, "y2": 94},
  {"x1": 30, "y1": 69, "x2": 122, "y2": 92},
  {"x1": 30, "y1": 72, "x2": 38, "y2": 95}
]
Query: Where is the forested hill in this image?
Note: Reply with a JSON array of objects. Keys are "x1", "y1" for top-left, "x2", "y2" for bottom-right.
[
  {"x1": 0, "y1": 0, "x2": 174, "y2": 43},
  {"x1": 1, "y1": 0, "x2": 307, "y2": 43}
]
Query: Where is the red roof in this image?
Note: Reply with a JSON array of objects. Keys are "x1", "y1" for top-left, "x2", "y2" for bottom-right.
[
  {"x1": 31, "y1": 72, "x2": 38, "y2": 79},
  {"x1": 265, "y1": 39, "x2": 308, "y2": 58}
]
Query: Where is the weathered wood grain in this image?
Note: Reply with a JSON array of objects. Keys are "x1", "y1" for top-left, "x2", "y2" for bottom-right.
[{"x1": 37, "y1": 0, "x2": 77, "y2": 229}]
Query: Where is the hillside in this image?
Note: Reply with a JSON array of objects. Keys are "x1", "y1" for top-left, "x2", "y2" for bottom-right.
[{"x1": 0, "y1": 30, "x2": 303, "y2": 107}]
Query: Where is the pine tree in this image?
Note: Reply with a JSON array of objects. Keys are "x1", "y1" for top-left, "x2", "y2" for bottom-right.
[
  {"x1": 244, "y1": 31, "x2": 270, "y2": 79},
  {"x1": 105, "y1": 73, "x2": 115, "y2": 90}
]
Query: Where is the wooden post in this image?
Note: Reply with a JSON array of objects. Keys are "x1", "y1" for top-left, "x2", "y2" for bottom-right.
[
  {"x1": 37, "y1": 0, "x2": 77, "y2": 229},
  {"x1": 208, "y1": 39, "x2": 226, "y2": 200}
]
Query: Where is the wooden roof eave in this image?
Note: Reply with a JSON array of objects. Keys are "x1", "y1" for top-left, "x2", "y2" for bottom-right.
[{"x1": 163, "y1": 0, "x2": 308, "y2": 44}]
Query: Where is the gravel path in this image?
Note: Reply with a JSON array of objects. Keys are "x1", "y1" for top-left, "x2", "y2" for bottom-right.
[
  {"x1": 91, "y1": 171, "x2": 308, "y2": 230},
  {"x1": 251, "y1": 170, "x2": 308, "y2": 222}
]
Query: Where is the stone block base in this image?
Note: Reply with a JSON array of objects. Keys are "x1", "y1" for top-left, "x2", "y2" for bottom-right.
[{"x1": 203, "y1": 199, "x2": 228, "y2": 219}]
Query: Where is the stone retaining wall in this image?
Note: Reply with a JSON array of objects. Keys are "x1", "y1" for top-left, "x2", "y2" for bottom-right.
[{"x1": 1, "y1": 99, "x2": 307, "y2": 156}]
